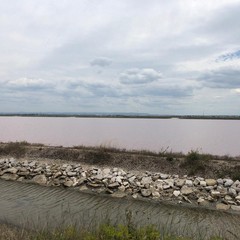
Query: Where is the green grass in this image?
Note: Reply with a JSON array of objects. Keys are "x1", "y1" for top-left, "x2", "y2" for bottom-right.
[{"x1": 0, "y1": 223, "x2": 224, "y2": 240}]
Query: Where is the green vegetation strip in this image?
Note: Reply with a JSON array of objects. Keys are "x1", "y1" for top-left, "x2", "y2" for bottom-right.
[{"x1": 0, "y1": 223, "x2": 223, "y2": 240}]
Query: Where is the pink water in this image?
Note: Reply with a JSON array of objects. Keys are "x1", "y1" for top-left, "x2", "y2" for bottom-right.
[{"x1": 0, "y1": 117, "x2": 239, "y2": 156}]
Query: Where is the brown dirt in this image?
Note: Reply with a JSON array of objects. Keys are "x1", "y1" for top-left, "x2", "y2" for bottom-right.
[{"x1": 0, "y1": 142, "x2": 240, "y2": 179}]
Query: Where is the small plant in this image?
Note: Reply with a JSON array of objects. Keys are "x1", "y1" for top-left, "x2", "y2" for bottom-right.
[{"x1": 166, "y1": 152, "x2": 175, "y2": 162}]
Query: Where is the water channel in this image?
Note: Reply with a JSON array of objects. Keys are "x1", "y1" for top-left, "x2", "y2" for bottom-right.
[{"x1": 0, "y1": 180, "x2": 239, "y2": 239}]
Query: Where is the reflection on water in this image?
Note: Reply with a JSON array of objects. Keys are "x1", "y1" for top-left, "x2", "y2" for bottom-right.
[{"x1": 0, "y1": 180, "x2": 239, "y2": 239}]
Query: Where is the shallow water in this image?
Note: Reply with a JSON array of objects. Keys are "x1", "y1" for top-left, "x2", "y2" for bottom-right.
[
  {"x1": 0, "y1": 117, "x2": 240, "y2": 156},
  {"x1": 0, "y1": 180, "x2": 239, "y2": 239}
]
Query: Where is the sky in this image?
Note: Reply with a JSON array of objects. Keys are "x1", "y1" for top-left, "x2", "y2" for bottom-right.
[{"x1": 1, "y1": 0, "x2": 240, "y2": 115}]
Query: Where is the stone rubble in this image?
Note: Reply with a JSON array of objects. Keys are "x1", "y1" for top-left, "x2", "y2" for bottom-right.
[{"x1": 0, "y1": 157, "x2": 240, "y2": 212}]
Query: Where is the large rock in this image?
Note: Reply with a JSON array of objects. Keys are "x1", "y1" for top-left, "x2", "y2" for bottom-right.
[
  {"x1": 216, "y1": 178, "x2": 224, "y2": 185},
  {"x1": 141, "y1": 189, "x2": 152, "y2": 197},
  {"x1": 102, "y1": 168, "x2": 111, "y2": 177},
  {"x1": 108, "y1": 182, "x2": 120, "y2": 188},
  {"x1": 200, "y1": 180, "x2": 207, "y2": 187},
  {"x1": 197, "y1": 198, "x2": 209, "y2": 206},
  {"x1": 111, "y1": 191, "x2": 127, "y2": 198},
  {"x1": 216, "y1": 203, "x2": 230, "y2": 211},
  {"x1": 160, "y1": 173, "x2": 169, "y2": 179},
  {"x1": 235, "y1": 195, "x2": 240, "y2": 201},
  {"x1": 228, "y1": 188, "x2": 237, "y2": 196},
  {"x1": 3, "y1": 167, "x2": 18, "y2": 174},
  {"x1": 151, "y1": 190, "x2": 160, "y2": 198},
  {"x1": 181, "y1": 186, "x2": 193, "y2": 195},
  {"x1": 231, "y1": 205, "x2": 240, "y2": 211},
  {"x1": 173, "y1": 190, "x2": 181, "y2": 197},
  {"x1": 32, "y1": 175, "x2": 47, "y2": 185},
  {"x1": 185, "y1": 180, "x2": 193, "y2": 187},
  {"x1": 224, "y1": 179, "x2": 234, "y2": 187},
  {"x1": 64, "y1": 180, "x2": 74, "y2": 187},
  {"x1": 0, "y1": 159, "x2": 6, "y2": 164},
  {"x1": 1, "y1": 173, "x2": 18, "y2": 181},
  {"x1": 164, "y1": 179, "x2": 174, "y2": 187},
  {"x1": 175, "y1": 179, "x2": 185, "y2": 187},
  {"x1": 67, "y1": 171, "x2": 77, "y2": 177},
  {"x1": 211, "y1": 190, "x2": 221, "y2": 198},
  {"x1": 141, "y1": 176, "x2": 152, "y2": 185},
  {"x1": 193, "y1": 178, "x2": 200, "y2": 186},
  {"x1": 205, "y1": 179, "x2": 217, "y2": 186}
]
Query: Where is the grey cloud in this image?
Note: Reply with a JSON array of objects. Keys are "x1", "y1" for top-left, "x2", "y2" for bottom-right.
[
  {"x1": 198, "y1": 68, "x2": 240, "y2": 89},
  {"x1": 90, "y1": 57, "x2": 112, "y2": 67},
  {"x1": 143, "y1": 85, "x2": 193, "y2": 98},
  {"x1": 197, "y1": 2, "x2": 240, "y2": 44},
  {"x1": 120, "y1": 68, "x2": 162, "y2": 84},
  {"x1": 127, "y1": 81, "x2": 194, "y2": 99}
]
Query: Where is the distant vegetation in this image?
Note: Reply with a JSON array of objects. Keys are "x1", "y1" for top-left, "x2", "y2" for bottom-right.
[{"x1": 0, "y1": 113, "x2": 240, "y2": 120}]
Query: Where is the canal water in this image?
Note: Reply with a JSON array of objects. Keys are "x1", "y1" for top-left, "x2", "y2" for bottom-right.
[{"x1": 0, "y1": 180, "x2": 239, "y2": 239}]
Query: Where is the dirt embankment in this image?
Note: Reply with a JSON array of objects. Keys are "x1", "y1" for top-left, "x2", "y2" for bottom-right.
[{"x1": 0, "y1": 142, "x2": 239, "y2": 179}]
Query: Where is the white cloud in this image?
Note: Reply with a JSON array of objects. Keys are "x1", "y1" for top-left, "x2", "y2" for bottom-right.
[
  {"x1": 234, "y1": 88, "x2": 240, "y2": 94},
  {"x1": 6, "y1": 78, "x2": 54, "y2": 90},
  {"x1": 120, "y1": 68, "x2": 162, "y2": 84}
]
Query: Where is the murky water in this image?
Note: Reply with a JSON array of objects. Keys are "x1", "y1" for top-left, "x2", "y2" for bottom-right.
[
  {"x1": 0, "y1": 117, "x2": 240, "y2": 156},
  {"x1": 0, "y1": 180, "x2": 239, "y2": 239}
]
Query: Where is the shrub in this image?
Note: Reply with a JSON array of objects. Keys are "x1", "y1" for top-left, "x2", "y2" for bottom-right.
[{"x1": 181, "y1": 150, "x2": 209, "y2": 175}]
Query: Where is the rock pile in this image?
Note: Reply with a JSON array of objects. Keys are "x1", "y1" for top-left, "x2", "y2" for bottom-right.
[{"x1": 0, "y1": 158, "x2": 240, "y2": 212}]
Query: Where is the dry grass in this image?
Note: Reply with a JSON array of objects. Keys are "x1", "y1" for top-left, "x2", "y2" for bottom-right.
[
  {"x1": 0, "y1": 142, "x2": 28, "y2": 158},
  {"x1": 0, "y1": 224, "x2": 30, "y2": 240}
]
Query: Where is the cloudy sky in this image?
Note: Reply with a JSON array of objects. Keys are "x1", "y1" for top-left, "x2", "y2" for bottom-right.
[{"x1": 1, "y1": 0, "x2": 240, "y2": 115}]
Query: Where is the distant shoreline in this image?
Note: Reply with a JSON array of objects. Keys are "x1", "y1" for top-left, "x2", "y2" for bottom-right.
[{"x1": 0, "y1": 113, "x2": 240, "y2": 120}]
